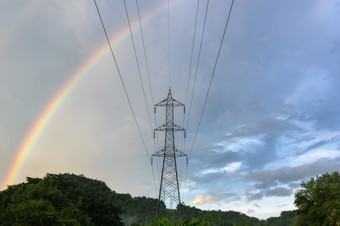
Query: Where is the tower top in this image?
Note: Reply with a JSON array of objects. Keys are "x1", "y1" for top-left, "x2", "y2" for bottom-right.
[{"x1": 168, "y1": 87, "x2": 172, "y2": 99}]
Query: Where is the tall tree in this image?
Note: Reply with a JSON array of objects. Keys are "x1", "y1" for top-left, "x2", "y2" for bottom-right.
[{"x1": 294, "y1": 171, "x2": 340, "y2": 225}]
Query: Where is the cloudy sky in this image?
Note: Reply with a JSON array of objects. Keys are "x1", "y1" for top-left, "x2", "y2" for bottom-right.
[{"x1": 1, "y1": 0, "x2": 340, "y2": 219}]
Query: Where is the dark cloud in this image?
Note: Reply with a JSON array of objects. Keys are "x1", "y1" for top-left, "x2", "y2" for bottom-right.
[
  {"x1": 302, "y1": 135, "x2": 340, "y2": 154},
  {"x1": 264, "y1": 187, "x2": 292, "y2": 197},
  {"x1": 190, "y1": 171, "x2": 232, "y2": 185},
  {"x1": 246, "y1": 187, "x2": 292, "y2": 201},
  {"x1": 190, "y1": 148, "x2": 242, "y2": 169},
  {"x1": 245, "y1": 157, "x2": 340, "y2": 184},
  {"x1": 244, "y1": 157, "x2": 340, "y2": 192},
  {"x1": 253, "y1": 204, "x2": 261, "y2": 208},
  {"x1": 242, "y1": 157, "x2": 340, "y2": 201},
  {"x1": 246, "y1": 192, "x2": 263, "y2": 201}
]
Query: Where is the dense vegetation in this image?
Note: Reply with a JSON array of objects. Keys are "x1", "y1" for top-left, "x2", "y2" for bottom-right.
[
  {"x1": 264, "y1": 210, "x2": 296, "y2": 226},
  {"x1": 294, "y1": 171, "x2": 340, "y2": 225},
  {"x1": 0, "y1": 174, "x2": 123, "y2": 225},
  {"x1": 0, "y1": 172, "x2": 338, "y2": 225}
]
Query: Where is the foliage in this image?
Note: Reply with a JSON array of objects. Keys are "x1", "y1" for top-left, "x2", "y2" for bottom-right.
[
  {"x1": 0, "y1": 173, "x2": 123, "y2": 225},
  {"x1": 144, "y1": 215, "x2": 214, "y2": 226},
  {"x1": 1, "y1": 172, "x2": 316, "y2": 225},
  {"x1": 141, "y1": 215, "x2": 256, "y2": 226},
  {"x1": 112, "y1": 193, "x2": 166, "y2": 225},
  {"x1": 179, "y1": 204, "x2": 261, "y2": 226},
  {"x1": 294, "y1": 171, "x2": 340, "y2": 226},
  {"x1": 265, "y1": 210, "x2": 296, "y2": 226}
]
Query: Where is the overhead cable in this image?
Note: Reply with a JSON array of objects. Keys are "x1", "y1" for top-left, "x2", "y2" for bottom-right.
[
  {"x1": 123, "y1": 0, "x2": 155, "y2": 147},
  {"x1": 185, "y1": 0, "x2": 210, "y2": 130},
  {"x1": 93, "y1": 0, "x2": 150, "y2": 160},
  {"x1": 189, "y1": 0, "x2": 235, "y2": 158},
  {"x1": 135, "y1": 0, "x2": 160, "y2": 151}
]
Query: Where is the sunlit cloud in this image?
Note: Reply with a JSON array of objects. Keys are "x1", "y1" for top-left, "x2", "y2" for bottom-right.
[{"x1": 190, "y1": 195, "x2": 222, "y2": 206}]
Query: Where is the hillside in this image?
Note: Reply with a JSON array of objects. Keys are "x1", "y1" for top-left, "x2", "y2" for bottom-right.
[{"x1": 0, "y1": 173, "x2": 296, "y2": 225}]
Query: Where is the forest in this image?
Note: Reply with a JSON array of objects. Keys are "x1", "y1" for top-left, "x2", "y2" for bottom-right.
[{"x1": 0, "y1": 172, "x2": 338, "y2": 225}]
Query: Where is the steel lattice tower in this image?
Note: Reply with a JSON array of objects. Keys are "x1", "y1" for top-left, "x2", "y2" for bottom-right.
[{"x1": 152, "y1": 88, "x2": 187, "y2": 215}]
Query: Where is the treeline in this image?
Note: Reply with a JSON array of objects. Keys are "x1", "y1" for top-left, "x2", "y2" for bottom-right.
[
  {"x1": 0, "y1": 172, "x2": 338, "y2": 225},
  {"x1": 0, "y1": 173, "x2": 123, "y2": 225}
]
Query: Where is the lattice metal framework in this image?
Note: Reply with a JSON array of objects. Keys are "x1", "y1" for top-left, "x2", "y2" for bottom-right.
[{"x1": 152, "y1": 88, "x2": 187, "y2": 215}]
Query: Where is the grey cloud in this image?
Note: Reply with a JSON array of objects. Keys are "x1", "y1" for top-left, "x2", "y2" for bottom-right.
[
  {"x1": 264, "y1": 187, "x2": 292, "y2": 197},
  {"x1": 247, "y1": 209, "x2": 255, "y2": 214},
  {"x1": 246, "y1": 187, "x2": 292, "y2": 201},
  {"x1": 253, "y1": 181, "x2": 278, "y2": 189},
  {"x1": 302, "y1": 135, "x2": 340, "y2": 154},
  {"x1": 244, "y1": 157, "x2": 340, "y2": 186},
  {"x1": 247, "y1": 193, "x2": 263, "y2": 201},
  {"x1": 190, "y1": 149, "x2": 242, "y2": 169},
  {"x1": 241, "y1": 134, "x2": 279, "y2": 170},
  {"x1": 253, "y1": 204, "x2": 261, "y2": 208},
  {"x1": 230, "y1": 196, "x2": 242, "y2": 202},
  {"x1": 288, "y1": 182, "x2": 301, "y2": 189},
  {"x1": 215, "y1": 115, "x2": 301, "y2": 140}
]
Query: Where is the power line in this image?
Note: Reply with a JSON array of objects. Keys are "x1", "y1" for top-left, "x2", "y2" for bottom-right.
[
  {"x1": 185, "y1": 0, "x2": 210, "y2": 130},
  {"x1": 123, "y1": 0, "x2": 155, "y2": 145},
  {"x1": 184, "y1": 0, "x2": 200, "y2": 109},
  {"x1": 189, "y1": 0, "x2": 235, "y2": 159},
  {"x1": 181, "y1": 0, "x2": 200, "y2": 176},
  {"x1": 135, "y1": 0, "x2": 155, "y2": 107},
  {"x1": 168, "y1": 0, "x2": 171, "y2": 87},
  {"x1": 93, "y1": 0, "x2": 150, "y2": 160},
  {"x1": 135, "y1": 0, "x2": 160, "y2": 152}
]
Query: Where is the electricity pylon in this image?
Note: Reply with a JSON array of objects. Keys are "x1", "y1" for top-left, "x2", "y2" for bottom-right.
[{"x1": 152, "y1": 88, "x2": 187, "y2": 216}]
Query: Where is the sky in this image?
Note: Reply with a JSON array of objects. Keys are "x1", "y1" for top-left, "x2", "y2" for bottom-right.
[{"x1": 1, "y1": 0, "x2": 340, "y2": 220}]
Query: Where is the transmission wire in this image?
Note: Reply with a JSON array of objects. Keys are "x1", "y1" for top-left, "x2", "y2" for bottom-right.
[
  {"x1": 182, "y1": 0, "x2": 210, "y2": 191},
  {"x1": 181, "y1": 0, "x2": 200, "y2": 181},
  {"x1": 184, "y1": 0, "x2": 200, "y2": 111},
  {"x1": 183, "y1": 0, "x2": 235, "y2": 193},
  {"x1": 93, "y1": 0, "x2": 150, "y2": 160},
  {"x1": 135, "y1": 0, "x2": 160, "y2": 152},
  {"x1": 189, "y1": 0, "x2": 235, "y2": 159},
  {"x1": 123, "y1": 0, "x2": 155, "y2": 145},
  {"x1": 185, "y1": 0, "x2": 210, "y2": 131},
  {"x1": 124, "y1": 0, "x2": 162, "y2": 197},
  {"x1": 168, "y1": 0, "x2": 171, "y2": 87}
]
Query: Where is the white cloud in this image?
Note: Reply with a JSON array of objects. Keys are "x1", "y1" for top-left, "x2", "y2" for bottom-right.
[{"x1": 201, "y1": 162, "x2": 241, "y2": 175}]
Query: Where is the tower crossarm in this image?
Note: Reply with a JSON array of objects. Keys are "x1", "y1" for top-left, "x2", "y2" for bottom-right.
[
  {"x1": 155, "y1": 123, "x2": 185, "y2": 131},
  {"x1": 154, "y1": 88, "x2": 185, "y2": 108},
  {"x1": 155, "y1": 98, "x2": 184, "y2": 107},
  {"x1": 151, "y1": 149, "x2": 187, "y2": 158},
  {"x1": 175, "y1": 149, "x2": 188, "y2": 158},
  {"x1": 152, "y1": 149, "x2": 165, "y2": 157}
]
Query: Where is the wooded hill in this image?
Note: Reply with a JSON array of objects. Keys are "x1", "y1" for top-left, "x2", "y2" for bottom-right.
[{"x1": 0, "y1": 173, "x2": 297, "y2": 225}]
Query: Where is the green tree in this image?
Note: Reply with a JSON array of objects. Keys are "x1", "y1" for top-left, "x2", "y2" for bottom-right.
[
  {"x1": 294, "y1": 171, "x2": 340, "y2": 226},
  {"x1": 0, "y1": 173, "x2": 123, "y2": 226}
]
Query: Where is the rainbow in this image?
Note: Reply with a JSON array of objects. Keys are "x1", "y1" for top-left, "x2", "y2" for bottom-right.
[{"x1": 2, "y1": 0, "x2": 182, "y2": 190}]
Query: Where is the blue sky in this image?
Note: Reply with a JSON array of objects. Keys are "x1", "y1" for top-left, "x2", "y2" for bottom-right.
[{"x1": 1, "y1": 0, "x2": 340, "y2": 219}]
